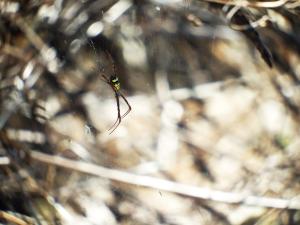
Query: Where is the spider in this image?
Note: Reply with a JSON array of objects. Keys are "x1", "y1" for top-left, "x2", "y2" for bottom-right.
[{"x1": 101, "y1": 51, "x2": 131, "y2": 134}]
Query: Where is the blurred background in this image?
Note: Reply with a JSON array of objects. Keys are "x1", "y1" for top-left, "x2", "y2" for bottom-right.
[{"x1": 0, "y1": 0, "x2": 300, "y2": 224}]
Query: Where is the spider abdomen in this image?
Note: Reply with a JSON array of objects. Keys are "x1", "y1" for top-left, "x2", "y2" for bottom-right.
[{"x1": 110, "y1": 75, "x2": 121, "y2": 91}]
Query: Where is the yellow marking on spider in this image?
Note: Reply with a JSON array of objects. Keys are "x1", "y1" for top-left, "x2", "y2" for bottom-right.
[
  {"x1": 113, "y1": 83, "x2": 121, "y2": 91},
  {"x1": 111, "y1": 77, "x2": 118, "y2": 83}
]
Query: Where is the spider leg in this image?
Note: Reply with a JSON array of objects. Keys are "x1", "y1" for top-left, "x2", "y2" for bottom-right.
[
  {"x1": 105, "y1": 51, "x2": 117, "y2": 76},
  {"x1": 101, "y1": 74, "x2": 110, "y2": 84},
  {"x1": 119, "y1": 91, "x2": 132, "y2": 119},
  {"x1": 108, "y1": 92, "x2": 121, "y2": 134}
]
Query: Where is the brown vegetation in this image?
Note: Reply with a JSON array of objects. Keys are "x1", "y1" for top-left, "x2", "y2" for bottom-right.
[{"x1": 0, "y1": 0, "x2": 300, "y2": 224}]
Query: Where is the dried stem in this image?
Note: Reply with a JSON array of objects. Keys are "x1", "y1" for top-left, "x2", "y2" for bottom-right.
[{"x1": 30, "y1": 150, "x2": 300, "y2": 210}]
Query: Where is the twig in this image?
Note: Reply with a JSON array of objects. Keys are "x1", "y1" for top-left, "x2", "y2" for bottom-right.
[
  {"x1": 13, "y1": 17, "x2": 60, "y2": 73},
  {"x1": 1, "y1": 44, "x2": 31, "y2": 62},
  {"x1": 30, "y1": 150, "x2": 300, "y2": 210},
  {"x1": 286, "y1": 0, "x2": 300, "y2": 9},
  {"x1": 0, "y1": 211, "x2": 30, "y2": 225}
]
